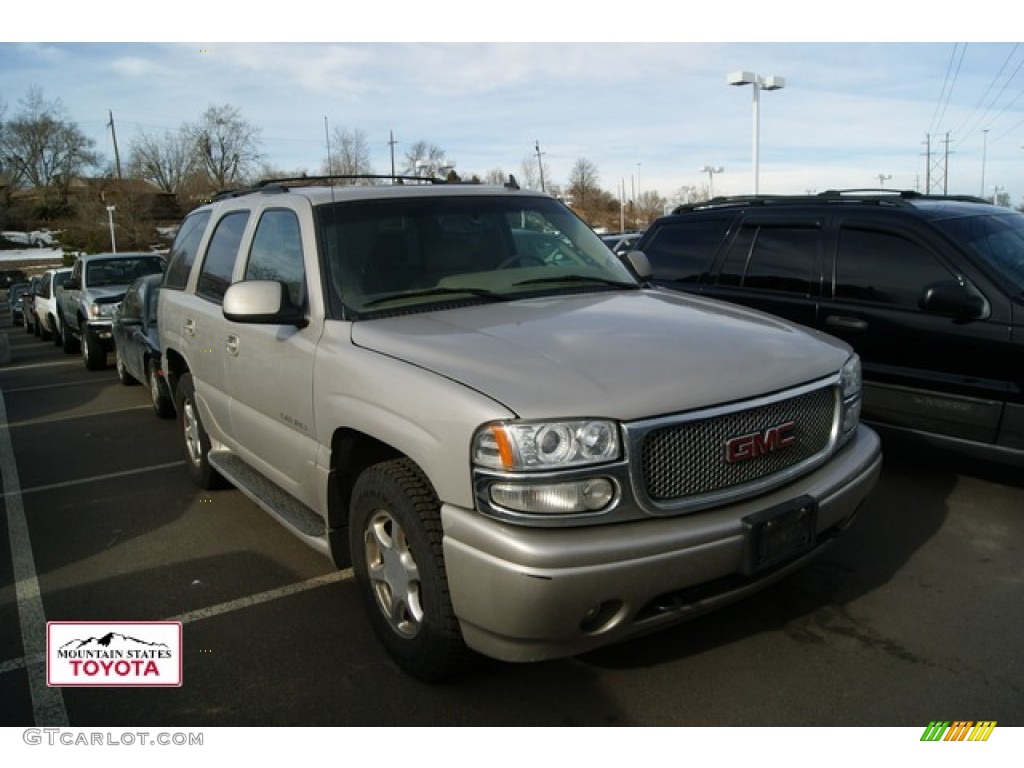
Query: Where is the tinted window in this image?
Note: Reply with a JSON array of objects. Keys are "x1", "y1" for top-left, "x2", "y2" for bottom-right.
[
  {"x1": 643, "y1": 219, "x2": 727, "y2": 283},
  {"x1": 197, "y1": 211, "x2": 249, "y2": 303},
  {"x1": 165, "y1": 210, "x2": 212, "y2": 291},
  {"x1": 835, "y1": 227, "x2": 953, "y2": 308},
  {"x1": 245, "y1": 209, "x2": 305, "y2": 307},
  {"x1": 719, "y1": 224, "x2": 818, "y2": 295}
]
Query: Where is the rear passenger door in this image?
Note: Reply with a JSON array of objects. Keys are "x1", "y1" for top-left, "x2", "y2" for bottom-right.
[
  {"x1": 821, "y1": 215, "x2": 1011, "y2": 443},
  {"x1": 704, "y1": 215, "x2": 823, "y2": 328}
]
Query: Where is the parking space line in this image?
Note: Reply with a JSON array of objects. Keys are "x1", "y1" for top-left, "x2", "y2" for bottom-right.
[
  {"x1": 6, "y1": 404, "x2": 152, "y2": 429},
  {"x1": 2, "y1": 379, "x2": 113, "y2": 394},
  {"x1": 0, "y1": 571, "x2": 353, "y2": 682},
  {"x1": 3, "y1": 460, "x2": 186, "y2": 498},
  {"x1": 0, "y1": 388, "x2": 69, "y2": 726},
  {"x1": 0, "y1": 359, "x2": 83, "y2": 372}
]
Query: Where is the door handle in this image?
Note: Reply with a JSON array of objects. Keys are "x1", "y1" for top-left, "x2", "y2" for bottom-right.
[
  {"x1": 825, "y1": 315, "x2": 868, "y2": 331},
  {"x1": 183, "y1": 318, "x2": 196, "y2": 337},
  {"x1": 225, "y1": 334, "x2": 239, "y2": 356}
]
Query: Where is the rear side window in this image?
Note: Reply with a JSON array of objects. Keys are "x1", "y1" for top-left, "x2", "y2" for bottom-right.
[
  {"x1": 718, "y1": 224, "x2": 818, "y2": 295},
  {"x1": 642, "y1": 219, "x2": 727, "y2": 283},
  {"x1": 197, "y1": 211, "x2": 250, "y2": 303},
  {"x1": 164, "y1": 210, "x2": 212, "y2": 290},
  {"x1": 835, "y1": 227, "x2": 954, "y2": 308}
]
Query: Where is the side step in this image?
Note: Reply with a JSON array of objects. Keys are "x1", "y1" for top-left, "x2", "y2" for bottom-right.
[{"x1": 208, "y1": 451, "x2": 331, "y2": 558}]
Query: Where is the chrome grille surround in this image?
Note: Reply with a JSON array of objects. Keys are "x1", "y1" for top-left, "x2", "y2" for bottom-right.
[{"x1": 624, "y1": 377, "x2": 841, "y2": 515}]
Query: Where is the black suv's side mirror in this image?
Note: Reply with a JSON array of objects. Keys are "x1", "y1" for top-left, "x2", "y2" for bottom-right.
[{"x1": 919, "y1": 280, "x2": 987, "y2": 320}]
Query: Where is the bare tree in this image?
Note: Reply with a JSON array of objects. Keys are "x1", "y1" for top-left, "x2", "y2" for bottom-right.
[
  {"x1": 128, "y1": 127, "x2": 198, "y2": 194},
  {"x1": 186, "y1": 104, "x2": 262, "y2": 189},
  {"x1": 519, "y1": 154, "x2": 550, "y2": 192},
  {"x1": 403, "y1": 140, "x2": 449, "y2": 178},
  {"x1": 322, "y1": 127, "x2": 373, "y2": 180},
  {"x1": 567, "y1": 157, "x2": 600, "y2": 209},
  {"x1": 0, "y1": 88, "x2": 100, "y2": 193}
]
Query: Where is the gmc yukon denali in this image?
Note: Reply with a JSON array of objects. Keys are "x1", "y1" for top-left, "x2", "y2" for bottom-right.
[{"x1": 158, "y1": 177, "x2": 882, "y2": 680}]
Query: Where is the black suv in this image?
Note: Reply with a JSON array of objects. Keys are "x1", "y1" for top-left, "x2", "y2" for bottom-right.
[{"x1": 636, "y1": 190, "x2": 1024, "y2": 465}]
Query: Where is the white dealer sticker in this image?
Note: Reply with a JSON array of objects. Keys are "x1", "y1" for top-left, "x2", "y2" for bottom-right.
[{"x1": 47, "y1": 621, "x2": 183, "y2": 687}]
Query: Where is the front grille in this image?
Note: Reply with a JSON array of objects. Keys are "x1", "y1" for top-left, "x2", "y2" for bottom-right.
[{"x1": 639, "y1": 386, "x2": 836, "y2": 504}]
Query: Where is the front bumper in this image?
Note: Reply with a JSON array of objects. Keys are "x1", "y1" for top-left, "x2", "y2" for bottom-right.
[
  {"x1": 442, "y1": 424, "x2": 882, "y2": 663},
  {"x1": 85, "y1": 320, "x2": 115, "y2": 349}
]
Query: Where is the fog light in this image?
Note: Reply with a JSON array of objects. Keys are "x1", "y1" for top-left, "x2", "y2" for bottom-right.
[
  {"x1": 580, "y1": 600, "x2": 623, "y2": 634},
  {"x1": 490, "y1": 478, "x2": 615, "y2": 514},
  {"x1": 842, "y1": 398, "x2": 861, "y2": 432}
]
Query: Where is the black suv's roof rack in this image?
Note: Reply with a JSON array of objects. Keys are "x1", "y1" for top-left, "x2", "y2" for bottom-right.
[{"x1": 670, "y1": 189, "x2": 992, "y2": 215}]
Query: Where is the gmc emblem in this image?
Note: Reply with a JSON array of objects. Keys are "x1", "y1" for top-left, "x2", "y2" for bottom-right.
[{"x1": 725, "y1": 421, "x2": 797, "y2": 463}]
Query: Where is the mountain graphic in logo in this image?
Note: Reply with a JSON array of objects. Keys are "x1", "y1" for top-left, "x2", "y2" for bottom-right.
[{"x1": 59, "y1": 631, "x2": 171, "y2": 651}]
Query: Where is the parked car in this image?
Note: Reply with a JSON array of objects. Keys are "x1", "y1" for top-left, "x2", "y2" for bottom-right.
[
  {"x1": 1, "y1": 269, "x2": 28, "y2": 289},
  {"x1": 23, "y1": 274, "x2": 43, "y2": 335},
  {"x1": 636, "y1": 189, "x2": 1024, "y2": 465},
  {"x1": 158, "y1": 175, "x2": 880, "y2": 680},
  {"x1": 112, "y1": 274, "x2": 174, "y2": 418},
  {"x1": 58, "y1": 252, "x2": 166, "y2": 369},
  {"x1": 32, "y1": 267, "x2": 73, "y2": 343},
  {"x1": 7, "y1": 281, "x2": 30, "y2": 324}
]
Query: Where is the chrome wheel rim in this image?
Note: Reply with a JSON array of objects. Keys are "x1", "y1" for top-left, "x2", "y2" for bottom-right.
[
  {"x1": 182, "y1": 398, "x2": 202, "y2": 468},
  {"x1": 364, "y1": 509, "x2": 422, "y2": 638},
  {"x1": 149, "y1": 369, "x2": 162, "y2": 407}
]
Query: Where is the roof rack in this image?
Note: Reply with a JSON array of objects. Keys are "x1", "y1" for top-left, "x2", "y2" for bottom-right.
[{"x1": 670, "y1": 189, "x2": 993, "y2": 215}]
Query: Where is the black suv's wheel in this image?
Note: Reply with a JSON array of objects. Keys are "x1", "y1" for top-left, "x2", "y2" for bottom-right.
[
  {"x1": 148, "y1": 360, "x2": 175, "y2": 419},
  {"x1": 349, "y1": 458, "x2": 474, "y2": 682},
  {"x1": 115, "y1": 348, "x2": 138, "y2": 385},
  {"x1": 175, "y1": 373, "x2": 225, "y2": 489},
  {"x1": 82, "y1": 328, "x2": 106, "y2": 370}
]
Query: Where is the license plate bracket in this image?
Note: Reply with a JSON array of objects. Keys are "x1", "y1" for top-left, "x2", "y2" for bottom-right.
[{"x1": 741, "y1": 496, "x2": 818, "y2": 575}]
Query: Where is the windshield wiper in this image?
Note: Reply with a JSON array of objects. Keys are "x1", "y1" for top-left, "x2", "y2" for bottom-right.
[
  {"x1": 513, "y1": 274, "x2": 640, "y2": 290},
  {"x1": 362, "y1": 286, "x2": 512, "y2": 308}
]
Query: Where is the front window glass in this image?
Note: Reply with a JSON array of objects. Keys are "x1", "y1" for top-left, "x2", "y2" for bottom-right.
[
  {"x1": 932, "y1": 212, "x2": 1024, "y2": 295},
  {"x1": 316, "y1": 195, "x2": 638, "y2": 318},
  {"x1": 245, "y1": 209, "x2": 305, "y2": 307},
  {"x1": 835, "y1": 227, "x2": 952, "y2": 308}
]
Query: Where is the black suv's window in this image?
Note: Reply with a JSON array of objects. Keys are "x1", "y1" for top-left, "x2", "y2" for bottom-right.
[
  {"x1": 245, "y1": 209, "x2": 305, "y2": 307},
  {"x1": 719, "y1": 223, "x2": 818, "y2": 295},
  {"x1": 197, "y1": 211, "x2": 249, "y2": 303},
  {"x1": 834, "y1": 226, "x2": 955, "y2": 307},
  {"x1": 642, "y1": 219, "x2": 726, "y2": 284},
  {"x1": 165, "y1": 210, "x2": 212, "y2": 291},
  {"x1": 932, "y1": 213, "x2": 1024, "y2": 295}
]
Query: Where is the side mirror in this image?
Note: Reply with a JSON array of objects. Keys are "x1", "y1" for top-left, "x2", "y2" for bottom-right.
[
  {"x1": 621, "y1": 250, "x2": 653, "y2": 281},
  {"x1": 919, "y1": 280, "x2": 987, "y2": 320},
  {"x1": 65, "y1": 278, "x2": 80, "y2": 291},
  {"x1": 223, "y1": 280, "x2": 307, "y2": 327}
]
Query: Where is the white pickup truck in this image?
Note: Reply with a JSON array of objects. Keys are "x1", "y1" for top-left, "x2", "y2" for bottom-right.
[{"x1": 158, "y1": 177, "x2": 882, "y2": 680}]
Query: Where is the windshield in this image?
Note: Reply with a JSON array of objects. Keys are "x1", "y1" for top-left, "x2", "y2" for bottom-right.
[
  {"x1": 86, "y1": 257, "x2": 166, "y2": 287},
  {"x1": 933, "y1": 211, "x2": 1024, "y2": 295},
  {"x1": 316, "y1": 194, "x2": 639, "y2": 317}
]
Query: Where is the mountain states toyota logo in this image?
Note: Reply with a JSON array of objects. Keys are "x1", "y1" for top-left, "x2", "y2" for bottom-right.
[{"x1": 47, "y1": 622, "x2": 182, "y2": 687}]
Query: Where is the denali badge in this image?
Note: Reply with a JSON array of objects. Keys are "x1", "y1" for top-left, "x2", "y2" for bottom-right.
[{"x1": 725, "y1": 421, "x2": 797, "y2": 463}]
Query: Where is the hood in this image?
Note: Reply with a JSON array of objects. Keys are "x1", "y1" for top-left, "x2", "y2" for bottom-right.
[
  {"x1": 87, "y1": 286, "x2": 129, "y2": 303},
  {"x1": 350, "y1": 290, "x2": 850, "y2": 420}
]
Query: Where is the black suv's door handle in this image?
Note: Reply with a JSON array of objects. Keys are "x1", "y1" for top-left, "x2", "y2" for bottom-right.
[{"x1": 825, "y1": 315, "x2": 868, "y2": 331}]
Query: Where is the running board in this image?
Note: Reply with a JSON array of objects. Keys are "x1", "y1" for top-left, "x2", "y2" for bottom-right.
[{"x1": 208, "y1": 451, "x2": 331, "y2": 558}]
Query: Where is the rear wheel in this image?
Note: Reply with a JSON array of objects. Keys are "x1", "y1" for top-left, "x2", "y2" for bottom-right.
[
  {"x1": 148, "y1": 360, "x2": 175, "y2": 419},
  {"x1": 61, "y1": 319, "x2": 79, "y2": 353},
  {"x1": 175, "y1": 373, "x2": 225, "y2": 489},
  {"x1": 349, "y1": 458, "x2": 473, "y2": 682}
]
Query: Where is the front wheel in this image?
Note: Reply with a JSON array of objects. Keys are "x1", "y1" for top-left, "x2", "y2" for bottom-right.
[
  {"x1": 82, "y1": 328, "x2": 106, "y2": 370},
  {"x1": 175, "y1": 373, "x2": 226, "y2": 489},
  {"x1": 148, "y1": 360, "x2": 175, "y2": 419},
  {"x1": 349, "y1": 458, "x2": 473, "y2": 682},
  {"x1": 115, "y1": 348, "x2": 138, "y2": 385}
]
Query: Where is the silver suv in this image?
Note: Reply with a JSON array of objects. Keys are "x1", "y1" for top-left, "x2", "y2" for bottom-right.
[{"x1": 159, "y1": 177, "x2": 882, "y2": 680}]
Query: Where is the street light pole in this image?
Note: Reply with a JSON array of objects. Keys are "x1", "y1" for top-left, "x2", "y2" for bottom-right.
[
  {"x1": 700, "y1": 166, "x2": 724, "y2": 198},
  {"x1": 727, "y1": 71, "x2": 785, "y2": 195},
  {"x1": 106, "y1": 205, "x2": 117, "y2": 253}
]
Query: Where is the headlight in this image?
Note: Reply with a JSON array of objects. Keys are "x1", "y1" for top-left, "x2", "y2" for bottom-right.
[
  {"x1": 473, "y1": 419, "x2": 620, "y2": 471},
  {"x1": 89, "y1": 303, "x2": 117, "y2": 319},
  {"x1": 839, "y1": 354, "x2": 862, "y2": 433}
]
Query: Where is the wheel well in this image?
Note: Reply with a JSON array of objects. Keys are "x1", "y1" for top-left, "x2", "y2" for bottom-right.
[
  {"x1": 327, "y1": 428, "x2": 405, "y2": 567},
  {"x1": 163, "y1": 349, "x2": 188, "y2": 398}
]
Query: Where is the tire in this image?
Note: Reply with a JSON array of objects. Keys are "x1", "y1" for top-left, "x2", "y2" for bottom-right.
[
  {"x1": 49, "y1": 315, "x2": 62, "y2": 346},
  {"x1": 39, "y1": 318, "x2": 52, "y2": 341},
  {"x1": 82, "y1": 328, "x2": 106, "y2": 370},
  {"x1": 115, "y1": 348, "x2": 138, "y2": 385},
  {"x1": 62, "y1": 319, "x2": 79, "y2": 354},
  {"x1": 148, "y1": 359, "x2": 175, "y2": 419},
  {"x1": 349, "y1": 458, "x2": 474, "y2": 682},
  {"x1": 175, "y1": 373, "x2": 226, "y2": 489}
]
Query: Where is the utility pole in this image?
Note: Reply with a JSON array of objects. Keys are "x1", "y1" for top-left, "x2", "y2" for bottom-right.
[
  {"x1": 534, "y1": 141, "x2": 546, "y2": 192},
  {"x1": 107, "y1": 110, "x2": 124, "y2": 184},
  {"x1": 388, "y1": 130, "x2": 397, "y2": 183}
]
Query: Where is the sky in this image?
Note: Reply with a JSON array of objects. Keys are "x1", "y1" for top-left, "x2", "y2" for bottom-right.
[{"x1": 3, "y1": 5, "x2": 1023, "y2": 209}]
